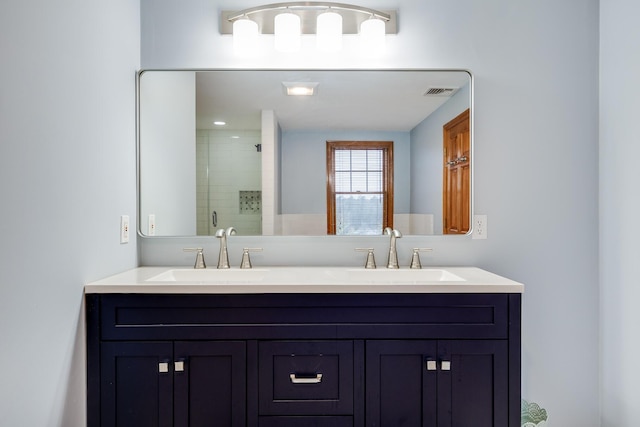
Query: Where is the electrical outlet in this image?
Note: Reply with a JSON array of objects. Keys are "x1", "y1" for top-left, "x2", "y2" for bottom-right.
[
  {"x1": 473, "y1": 214, "x2": 487, "y2": 240},
  {"x1": 148, "y1": 214, "x2": 156, "y2": 236},
  {"x1": 120, "y1": 215, "x2": 130, "y2": 244}
]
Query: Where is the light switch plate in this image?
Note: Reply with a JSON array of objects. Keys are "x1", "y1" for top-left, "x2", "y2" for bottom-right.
[{"x1": 120, "y1": 215, "x2": 130, "y2": 244}]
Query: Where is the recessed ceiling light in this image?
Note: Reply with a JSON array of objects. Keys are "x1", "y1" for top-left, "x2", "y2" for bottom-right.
[
  {"x1": 282, "y1": 82, "x2": 319, "y2": 96},
  {"x1": 214, "y1": 121, "x2": 226, "y2": 126},
  {"x1": 231, "y1": 135, "x2": 240, "y2": 139}
]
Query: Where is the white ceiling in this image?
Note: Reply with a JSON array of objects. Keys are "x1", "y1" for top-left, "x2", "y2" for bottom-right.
[{"x1": 195, "y1": 70, "x2": 470, "y2": 132}]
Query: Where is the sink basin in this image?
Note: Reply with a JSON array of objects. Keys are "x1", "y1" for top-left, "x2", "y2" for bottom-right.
[
  {"x1": 147, "y1": 268, "x2": 268, "y2": 282},
  {"x1": 344, "y1": 268, "x2": 465, "y2": 283},
  {"x1": 144, "y1": 267, "x2": 465, "y2": 285}
]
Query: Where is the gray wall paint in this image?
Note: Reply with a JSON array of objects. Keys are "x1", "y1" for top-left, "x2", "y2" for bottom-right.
[
  {"x1": 600, "y1": 0, "x2": 640, "y2": 425},
  {"x1": 0, "y1": 1, "x2": 139, "y2": 425},
  {"x1": 280, "y1": 130, "x2": 410, "y2": 214},
  {"x1": 140, "y1": 0, "x2": 600, "y2": 425}
]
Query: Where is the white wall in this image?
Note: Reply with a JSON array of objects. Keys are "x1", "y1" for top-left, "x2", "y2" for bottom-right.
[
  {"x1": 139, "y1": 1, "x2": 600, "y2": 425},
  {"x1": 0, "y1": 1, "x2": 139, "y2": 425},
  {"x1": 196, "y1": 129, "x2": 262, "y2": 235},
  {"x1": 600, "y1": 0, "x2": 640, "y2": 425},
  {"x1": 140, "y1": 71, "x2": 196, "y2": 236}
]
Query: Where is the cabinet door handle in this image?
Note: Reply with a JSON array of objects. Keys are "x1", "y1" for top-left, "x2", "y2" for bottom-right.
[
  {"x1": 174, "y1": 360, "x2": 185, "y2": 372},
  {"x1": 441, "y1": 360, "x2": 451, "y2": 371},
  {"x1": 426, "y1": 360, "x2": 437, "y2": 371},
  {"x1": 289, "y1": 373, "x2": 323, "y2": 384},
  {"x1": 158, "y1": 362, "x2": 169, "y2": 373}
]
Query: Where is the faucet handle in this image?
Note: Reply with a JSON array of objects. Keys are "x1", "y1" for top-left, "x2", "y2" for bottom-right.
[
  {"x1": 355, "y1": 248, "x2": 377, "y2": 269},
  {"x1": 410, "y1": 248, "x2": 433, "y2": 269},
  {"x1": 240, "y1": 248, "x2": 263, "y2": 269},
  {"x1": 184, "y1": 248, "x2": 206, "y2": 269}
]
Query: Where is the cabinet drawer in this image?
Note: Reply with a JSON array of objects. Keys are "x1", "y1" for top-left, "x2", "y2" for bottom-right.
[
  {"x1": 98, "y1": 294, "x2": 509, "y2": 340},
  {"x1": 258, "y1": 341, "x2": 354, "y2": 415}
]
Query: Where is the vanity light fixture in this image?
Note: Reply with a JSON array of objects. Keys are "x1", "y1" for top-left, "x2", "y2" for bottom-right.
[
  {"x1": 316, "y1": 10, "x2": 342, "y2": 52},
  {"x1": 359, "y1": 15, "x2": 386, "y2": 54},
  {"x1": 274, "y1": 11, "x2": 301, "y2": 52},
  {"x1": 232, "y1": 17, "x2": 259, "y2": 56},
  {"x1": 221, "y1": 2, "x2": 396, "y2": 55}
]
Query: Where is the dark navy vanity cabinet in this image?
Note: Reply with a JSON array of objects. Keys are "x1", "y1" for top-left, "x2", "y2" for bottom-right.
[{"x1": 86, "y1": 292, "x2": 521, "y2": 427}]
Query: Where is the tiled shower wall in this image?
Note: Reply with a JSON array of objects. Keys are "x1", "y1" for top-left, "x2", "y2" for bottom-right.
[{"x1": 196, "y1": 129, "x2": 262, "y2": 235}]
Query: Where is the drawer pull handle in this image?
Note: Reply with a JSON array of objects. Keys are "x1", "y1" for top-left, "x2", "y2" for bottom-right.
[{"x1": 289, "y1": 373, "x2": 323, "y2": 384}]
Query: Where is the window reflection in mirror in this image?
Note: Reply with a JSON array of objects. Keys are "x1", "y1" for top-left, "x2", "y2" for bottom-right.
[
  {"x1": 326, "y1": 141, "x2": 394, "y2": 235},
  {"x1": 138, "y1": 70, "x2": 472, "y2": 237}
]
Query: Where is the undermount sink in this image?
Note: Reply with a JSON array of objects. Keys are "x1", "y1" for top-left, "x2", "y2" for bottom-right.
[
  {"x1": 147, "y1": 268, "x2": 269, "y2": 282},
  {"x1": 343, "y1": 268, "x2": 465, "y2": 283},
  {"x1": 145, "y1": 267, "x2": 465, "y2": 284}
]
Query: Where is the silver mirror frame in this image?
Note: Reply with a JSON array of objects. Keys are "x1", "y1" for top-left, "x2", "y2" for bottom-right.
[{"x1": 135, "y1": 68, "x2": 475, "y2": 239}]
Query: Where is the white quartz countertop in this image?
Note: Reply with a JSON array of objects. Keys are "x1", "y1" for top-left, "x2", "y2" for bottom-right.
[{"x1": 84, "y1": 266, "x2": 524, "y2": 294}]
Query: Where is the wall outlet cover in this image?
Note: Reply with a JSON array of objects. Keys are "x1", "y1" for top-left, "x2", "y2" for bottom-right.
[{"x1": 472, "y1": 214, "x2": 487, "y2": 240}]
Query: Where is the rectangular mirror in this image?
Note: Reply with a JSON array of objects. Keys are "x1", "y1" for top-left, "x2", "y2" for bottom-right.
[{"x1": 138, "y1": 69, "x2": 472, "y2": 237}]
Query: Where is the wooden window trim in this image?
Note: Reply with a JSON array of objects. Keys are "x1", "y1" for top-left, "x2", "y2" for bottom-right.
[{"x1": 326, "y1": 140, "x2": 394, "y2": 235}]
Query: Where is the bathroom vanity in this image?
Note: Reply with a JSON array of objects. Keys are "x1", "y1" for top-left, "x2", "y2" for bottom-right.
[{"x1": 85, "y1": 267, "x2": 522, "y2": 427}]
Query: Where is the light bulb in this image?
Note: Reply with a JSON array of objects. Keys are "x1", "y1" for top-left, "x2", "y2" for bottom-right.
[
  {"x1": 232, "y1": 18, "x2": 259, "y2": 56},
  {"x1": 316, "y1": 11, "x2": 342, "y2": 52},
  {"x1": 360, "y1": 17, "x2": 386, "y2": 55},
  {"x1": 274, "y1": 12, "x2": 301, "y2": 53}
]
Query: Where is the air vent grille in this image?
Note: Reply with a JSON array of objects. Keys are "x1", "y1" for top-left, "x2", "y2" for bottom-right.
[{"x1": 423, "y1": 87, "x2": 459, "y2": 97}]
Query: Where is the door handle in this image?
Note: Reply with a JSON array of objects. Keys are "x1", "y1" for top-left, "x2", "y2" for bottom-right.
[{"x1": 212, "y1": 211, "x2": 217, "y2": 227}]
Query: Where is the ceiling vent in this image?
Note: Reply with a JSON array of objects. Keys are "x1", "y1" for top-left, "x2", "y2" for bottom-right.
[{"x1": 423, "y1": 87, "x2": 459, "y2": 97}]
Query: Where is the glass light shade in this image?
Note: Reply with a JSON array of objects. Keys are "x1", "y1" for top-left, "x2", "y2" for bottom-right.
[
  {"x1": 232, "y1": 18, "x2": 259, "y2": 56},
  {"x1": 274, "y1": 12, "x2": 301, "y2": 53},
  {"x1": 316, "y1": 11, "x2": 342, "y2": 52},
  {"x1": 360, "y1": 17, "x2": 386, "y2": 54}
]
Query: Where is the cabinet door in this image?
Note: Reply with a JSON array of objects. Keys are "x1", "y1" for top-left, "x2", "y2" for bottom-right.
[
  {"x1": 366, "y1": 340, "x2": 438, "y2": 427},
  {"x1": 437, "y1": 340, "x2": 508, "y2": 427},
  {"x1": 101, "y1": 342, "x2": 174, "y2": 427},
  {"x1": 174, "y1": 341, "x2": 246, "y2": 427}
]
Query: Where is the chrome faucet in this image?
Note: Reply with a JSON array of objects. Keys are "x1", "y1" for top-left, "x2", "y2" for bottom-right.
[
  {"x1": 215, "y1": 227, "x2": 236, "y2": 269},
  {"x1": 384, "y1": 227, "x2": 402, "y2": 269}
]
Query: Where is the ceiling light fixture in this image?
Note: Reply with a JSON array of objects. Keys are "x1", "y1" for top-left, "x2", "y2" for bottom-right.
[
  {"x1": 222, "y1": 2, "x2": 396, "y2": 55},
  {"x1": 282, "y1": 81, "x2": 319, "y2": 96}
]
